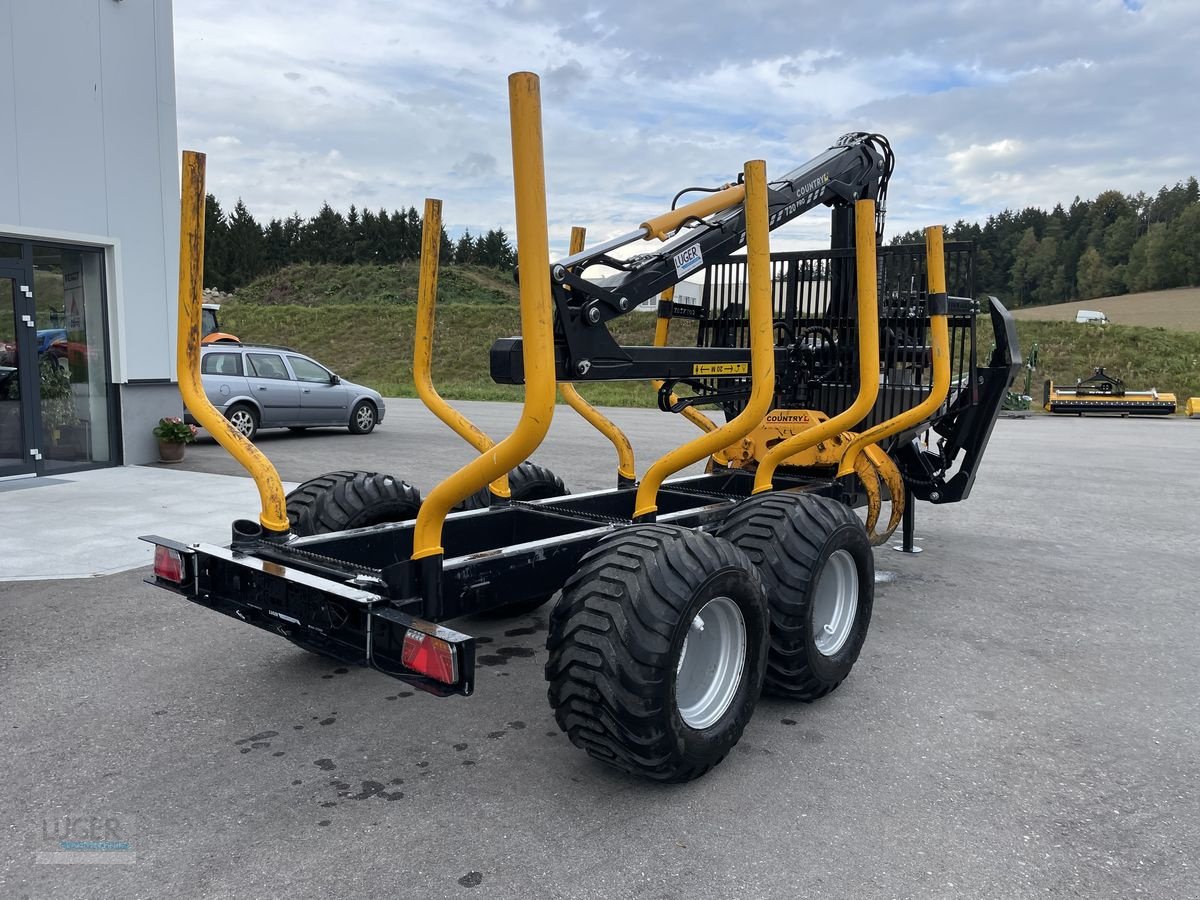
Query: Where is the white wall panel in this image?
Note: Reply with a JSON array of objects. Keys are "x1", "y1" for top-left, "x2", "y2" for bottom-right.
[
  {"x1": 0, "y1": 5, "x2": 20, "y2": 217},
  {"x1": 9, "y1": 0, "x2": 109, "y2": 235},
  {"x1": 99, "y1": 0, "x2": 174, "y2": 379},
  {"x1": 0, "y1": 0, "x2": 179, "y2": 383}
]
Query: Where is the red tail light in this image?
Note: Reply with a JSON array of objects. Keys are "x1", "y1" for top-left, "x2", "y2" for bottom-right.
[
  {"x1": 401, "y1": 629, "x2": 458, "y2": 684},
  {"x1": 154, "y1": 545, "x2": 185, "y2": 583}
]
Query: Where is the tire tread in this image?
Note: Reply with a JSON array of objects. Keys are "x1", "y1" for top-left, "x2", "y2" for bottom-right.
[
  {"x1": 286, "y1": 470, "x2": 421, "y2": 536},
  {"x1": 717, "y1": 492, "x2": 873, "y2": 701},
  {"x1": 546, "y1": 525, "x2": 767, "y2": 782}
]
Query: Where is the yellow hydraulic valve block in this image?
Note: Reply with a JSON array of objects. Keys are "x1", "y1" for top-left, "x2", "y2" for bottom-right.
[{"x1": 717, "y1": 409, "x2": 904, "y2": 545}]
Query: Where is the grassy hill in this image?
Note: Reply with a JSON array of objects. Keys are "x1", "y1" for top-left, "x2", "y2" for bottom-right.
[
  {"x1": 221, "y1": 266, "x2": 1200, "y2": 408},
  {"x1": 235, "y1": 262, "x2": 519, "y2": 307},
  {"x1": 1010, "y1": 287, "x2": 1200, "y2": 331}
]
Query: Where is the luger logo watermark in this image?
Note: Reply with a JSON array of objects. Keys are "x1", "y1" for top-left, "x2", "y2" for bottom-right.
[{"x1": 37, "y1": 814, "x2": 136, "y2": 865}]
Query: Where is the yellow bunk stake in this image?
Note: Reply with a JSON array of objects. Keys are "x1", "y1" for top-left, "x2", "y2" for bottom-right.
[
  {"x1": 176, "y1": 151, "x2": 289, "y2": 535},
  {"x1": 412, "y1": 72, "x2": 557, "y2": 560},
  {"x1": 557, "y1": 226, "x2": 637, "y2": 486},
  {"x1": 827, "y1": 225, "x2": 953, "y2": 543},
  {"x1": 414, "y1": 197, "x2": 510, "y2": 500},
  {"x1": 837, "y1": 225, "x2": 951, "y2": 478},
  {"x1": 633, "y1": 159, "x2": 776, "y2": 521},
  {"x1": 752, "y1": 199, "x2": 880, "y2": 495}
]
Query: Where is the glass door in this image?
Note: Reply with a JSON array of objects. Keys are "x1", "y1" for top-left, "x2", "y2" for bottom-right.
[
  {"x1": 0, "y1": 270, "x2": 40, "y2": 477},
  {"x1": 31, "y1": 244, "x2": 114, "y2": 471}
]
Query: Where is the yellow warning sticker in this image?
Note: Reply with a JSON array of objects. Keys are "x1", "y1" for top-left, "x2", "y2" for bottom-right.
[{"x1": 692, "y1": 362, "x2": 749, "y2": 376}]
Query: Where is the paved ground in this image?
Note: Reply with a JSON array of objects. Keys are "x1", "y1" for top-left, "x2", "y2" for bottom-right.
[
  {"x1": 3, "y1": 404, "x2": 1199, "y2": 898},
  {"x1": 0, "y1": 467, "x2": 298, "y2": 580},
  {"x1": 168, "y1": 397, "x2": 712, "y2": 491}
]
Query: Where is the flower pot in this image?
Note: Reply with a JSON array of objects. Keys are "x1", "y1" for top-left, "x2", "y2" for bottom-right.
[{"x1": 158, "y1": 439, "x2": 186, "y2": 463}]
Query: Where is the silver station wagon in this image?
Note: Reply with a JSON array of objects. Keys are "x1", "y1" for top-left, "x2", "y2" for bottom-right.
[{"x1": 192, "y1": 343, "x2": 385, "y2": 440}]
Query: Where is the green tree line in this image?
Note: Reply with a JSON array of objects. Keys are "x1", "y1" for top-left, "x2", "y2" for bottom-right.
[
  {"x1": 203, "y1": 196, "x2": 516, "y2": 292},
  {"x1": 891, "y1": 176, "x2": 1200, "y2": 306},
  {"x1": 206, "y1": 176, "x2": 1198, "y2": 305}
]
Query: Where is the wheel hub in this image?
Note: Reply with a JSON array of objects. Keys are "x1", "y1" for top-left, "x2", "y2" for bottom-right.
[
  {"x1": 675, "y1": 596, "x2": 746, "y2": 730},
  {"x1": 812, "y1": 549, "x2": 859, "y2": 657}
]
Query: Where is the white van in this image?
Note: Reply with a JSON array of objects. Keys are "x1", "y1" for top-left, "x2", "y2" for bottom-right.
[{"x1": 1075, "y1": 309, "x2": 1109, "y2": 325}]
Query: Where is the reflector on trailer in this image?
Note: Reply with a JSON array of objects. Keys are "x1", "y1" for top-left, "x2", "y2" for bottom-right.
[
  {"x1": 401, "y1": 629, "x2": 459, "y2": 685},
  {"x1": 154, "y1": 545, "x2": 184, "y2": 583}
]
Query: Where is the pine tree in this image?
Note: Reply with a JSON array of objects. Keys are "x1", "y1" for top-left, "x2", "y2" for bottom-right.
[
  {"x1": 454, "y1": 230, "x2": 475, "y2": 264},
  {"x1": 263, "y1": 218, "x2": 289, "y2": 271},
  {"x1": 345, "y1": 205, "x2": 361, "y2": 265},
  {"x1": 203, "y1": 194, "x2": 229, "y2": 291},
  {"x1": 404, "y1": 207, "x2": 422, "y2": 260},
  {"x1": 304, "y1": 203, "x2": 347, "y2": 264},
  {"x1": 355, "y1": 209, "x2": 377, "y2": 263},
  {"x1": 225, "y1": 199, "x2": 265, "y2": 290},
  {"x1": 477, "y1": 228, "x2": 515, "y2": 268}
]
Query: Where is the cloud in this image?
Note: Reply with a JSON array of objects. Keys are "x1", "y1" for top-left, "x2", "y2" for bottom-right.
[
  {"x1": 173, "y1": 0, "x2": 1198, "y2": 255},
  {"x1": 452, "y1": 152, "x2": 498, "y2": 180}
]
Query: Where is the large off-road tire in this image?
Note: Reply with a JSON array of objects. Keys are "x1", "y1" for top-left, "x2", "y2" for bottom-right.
[
  {"x1": 716, "y1": 492, "x2": 874, "y2": 702},
  {"x1": 286, "y1": 470, "x2": 422, "y2": 537},
  {"x1": 455, "y1": 461, "x2": 568, "y2": 512},
  {"x1": 546, "y1": 525, "x2": 769, "y2": 782}
]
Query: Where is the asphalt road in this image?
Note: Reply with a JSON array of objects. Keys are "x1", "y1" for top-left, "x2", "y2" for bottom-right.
[
  {"x1": 167, "y1": 397, "x2": 713, "y2": 491},
  {"x1": 4, "y1": 404, "x2": 1199, "y2": 899}
]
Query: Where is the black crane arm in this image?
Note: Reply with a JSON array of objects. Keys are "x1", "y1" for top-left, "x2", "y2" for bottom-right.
[{"x1": 492, "y1": 133, "x2": 893, "y2": 385}]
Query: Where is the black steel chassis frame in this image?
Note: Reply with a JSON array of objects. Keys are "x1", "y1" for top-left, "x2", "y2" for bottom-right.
[{"x1": 144, "y1": 469, "x2": 841, "y2": 697}]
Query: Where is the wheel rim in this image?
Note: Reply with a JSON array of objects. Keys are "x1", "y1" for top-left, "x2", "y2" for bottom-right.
[
  {"x1": 812, "y1": 549, "x2": 859, "y2": 657},
  {"x1": 675, "y1": 596, "x2": 746, "y2": 730},
  {"x1": 230, "y1": 409, "x2": 254, "y2": 437},
  {"x1": 355, "y1": 404, "x2": 374, "y2": 430}
]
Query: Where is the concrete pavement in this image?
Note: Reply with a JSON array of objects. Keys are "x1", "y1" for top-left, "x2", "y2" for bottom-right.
[{"x1": 0, "y1": 466, "x2": 296, "y2": 581}]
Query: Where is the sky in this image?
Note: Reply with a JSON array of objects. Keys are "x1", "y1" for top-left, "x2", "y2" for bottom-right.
[{"x1": 173, "y1": 0, "x2": 1199, "y2": 258}]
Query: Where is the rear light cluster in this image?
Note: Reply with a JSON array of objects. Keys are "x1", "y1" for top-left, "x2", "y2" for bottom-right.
[
  {"x1": 401, "y1": 629, "x2": 458, "y2": 684},
  {"x1": 154, "y1": 545, "x2": 186, "y2": 583}
]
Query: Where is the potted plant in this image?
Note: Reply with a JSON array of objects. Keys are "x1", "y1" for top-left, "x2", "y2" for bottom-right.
[
  {"x1": 39, "y1": 356, "x2": 86, "y2": 460},
  {"x1": 153, "y1": 416, "x2": 198, "y2": 463}
]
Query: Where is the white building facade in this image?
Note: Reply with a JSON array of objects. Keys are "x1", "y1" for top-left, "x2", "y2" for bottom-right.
[{"x1": 1, "y1": 0, "x2": 181, "y2": 476}]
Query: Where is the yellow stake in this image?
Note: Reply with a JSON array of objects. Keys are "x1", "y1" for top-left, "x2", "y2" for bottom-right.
[
  {"x1": 411, "y1": 72, "x2": 557, "y2": 559},
  {"x1": 753, "y1": 199, "x2": 881, "y2": 495},
  {"x1": 413, "y1": 197, "x2": 510, "y2": 499},
  {"x1": 633, "y1": 159, "x2": 776, "y2": 520},
  {"x1": 836, "y1": 225, "x2": 952, "y2": 477},
  {"x1": 557, "y1": 225, "x2": 637, "y2": 484},
  {"x1": 176, "y1": 151, "x2": 289, "y2": 534}
]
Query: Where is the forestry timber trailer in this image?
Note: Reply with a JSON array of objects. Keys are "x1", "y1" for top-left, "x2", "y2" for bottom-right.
[{"x1": 143, "y1": 72, "x2": 1019, "y2": 782}]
